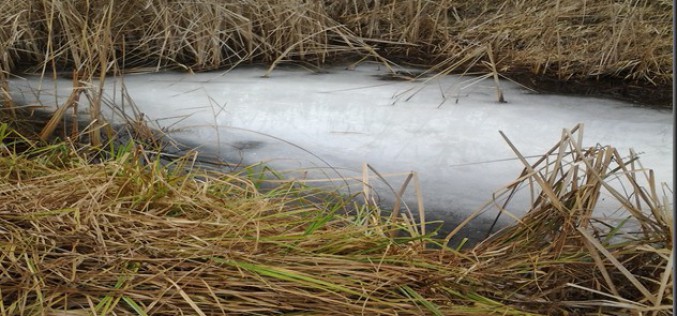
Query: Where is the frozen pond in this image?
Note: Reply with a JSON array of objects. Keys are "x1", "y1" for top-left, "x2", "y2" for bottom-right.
[{"x1": 9, "y1": 64, "x2": 673, "y2": 244}]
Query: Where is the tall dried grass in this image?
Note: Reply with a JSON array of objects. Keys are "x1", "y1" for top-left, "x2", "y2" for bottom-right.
[
  {"x1": 0, "y1": 0, "x2": 671, "y2": 85},
  {"x1": 0, "y1": 0, "x2": 671, "y2": 140}
]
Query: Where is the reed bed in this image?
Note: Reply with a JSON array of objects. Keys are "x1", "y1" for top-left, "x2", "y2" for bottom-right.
[
  {"x1": 0, "y1": 121, "x2": 671, "y2": 315},
  {"x1": 0, "y1": 1, "x2": 672, "y2": 95}
]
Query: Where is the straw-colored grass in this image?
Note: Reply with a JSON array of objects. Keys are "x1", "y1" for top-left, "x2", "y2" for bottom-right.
[
  {"x1": 0, "y1": 1, "x2": 672, "y2": 99},
  {"x1": 0, "y1": 120, "x2": 671, "y2": 315},
  {"x1": 0, "y1": 1, "x2": 672, "y2": 314},
  {"x1": 2, "y1": 0, "x2": 669, "y2": 79}
]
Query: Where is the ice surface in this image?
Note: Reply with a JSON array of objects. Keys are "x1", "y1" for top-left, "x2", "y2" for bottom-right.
[{"x1": 9, "y1": 64, "x2": 673, "y2": 243}]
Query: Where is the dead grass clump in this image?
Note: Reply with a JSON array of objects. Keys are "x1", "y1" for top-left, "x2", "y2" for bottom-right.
[
  {"x1": 0, "y1": 122, "x2": 672, "y2": 315},
  {"x1": 130, "y1": 0, "x2": 353, "y2": 72},
  {"x1": 328, "y1": 0, "x2": 671, "y2": 86},
  {"x1": 455, "y1": 124, "x2": 673, "y2": 315},
  {"x1": 0, "y1": 0, "x2": 370, "y2": 76}
]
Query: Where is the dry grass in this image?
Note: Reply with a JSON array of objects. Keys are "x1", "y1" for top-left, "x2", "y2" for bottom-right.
[
  {"x1": 0, "y1": 1, "x2": 672, "y2": 95},
  {"x1": 452, "y1": 125, "x2": 673, "y2": 314},
  {"x1": 0, "y1": 1, "x2": 672, "y2": 314},
  {"x1": 1, "y1": 1, "x2": 669, "y2": 79},
  {"x1": 0, "y1": 122, "x2": 671, "y2": 315}
]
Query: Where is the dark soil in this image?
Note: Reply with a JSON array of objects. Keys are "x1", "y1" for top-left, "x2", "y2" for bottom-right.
[{"x1": 508, "y1": 74, "x2": 672, "y2": 108}]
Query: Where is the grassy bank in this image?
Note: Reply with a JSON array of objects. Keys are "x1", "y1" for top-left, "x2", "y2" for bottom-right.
[{"x1": 0, "y1": 119, "x2": 671, "y2": 315}]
